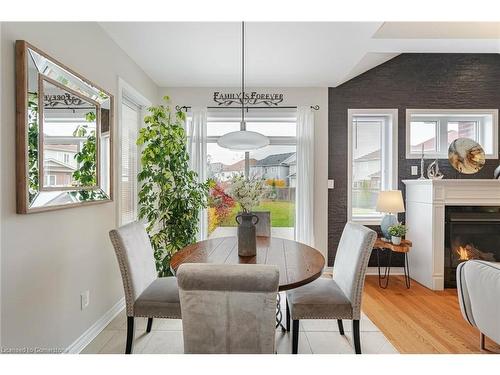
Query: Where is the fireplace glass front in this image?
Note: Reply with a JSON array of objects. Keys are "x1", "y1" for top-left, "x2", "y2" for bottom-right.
[{"x1": 444, "y1": 206, "x2": 500, "y2": 288}]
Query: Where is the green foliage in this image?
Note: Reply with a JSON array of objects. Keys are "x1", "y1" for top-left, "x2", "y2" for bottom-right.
[
  {"x1": 27, "y1": 92, "x2": 39, "y2": 203},
  {"x1": 388, "y1": 223, "x2": 407, "y2": 237},
  {"x1": 357, "y1": 180, "x2": 373, "y2": 208},
  {"x1": 72, "y1": 112, "x2": 97, "y2": 189},
  {"x1": 137, "y1": 96, "x2": 209, "y2": 277},
  {"x1": 218, "y1": 200, "x2": 295, "y2": 228},
  {"x1": 71, "y1": 111, "x2": 98, "y2": 201}
]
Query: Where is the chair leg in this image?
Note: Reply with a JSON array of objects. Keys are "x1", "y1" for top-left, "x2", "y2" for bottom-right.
[
  {"x1": 126, "y1": 317, "x2": 135, "y2": 354},
  {"x1": 337, "y1": 319, "x2": 345, "y2": 335},
  {"x1": 286, "y1": 300, "x2": 291, "y2": 332},
  {"x1": 352, "y1": 319, "x2": 361, "y2": 354},
  {"x1": 146, "y1": 318, "x2": 153, "y2": 333},
  {"x1": 480, "y1": 332, "x2": 486, "y2": 351},
  {"x1": 292, "y1": 320, "x2": 299, "y2": 354}
]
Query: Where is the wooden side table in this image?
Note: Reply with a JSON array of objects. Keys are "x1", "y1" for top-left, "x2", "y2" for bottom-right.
[{"x1": 373, "y1": 238, "x2": 412, "y2": 289}]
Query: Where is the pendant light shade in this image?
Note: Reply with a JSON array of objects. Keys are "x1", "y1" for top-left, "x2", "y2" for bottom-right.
[
  {"x1": 217, "y1": 21, "x2": 269, "y2": 151},
  {"x1": 217, "y1": 130, "x2": 270, "y2": 150}
]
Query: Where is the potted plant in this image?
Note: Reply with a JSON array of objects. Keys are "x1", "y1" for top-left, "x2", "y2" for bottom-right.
[
  {"x1": 228, "y1": 174, "x2": 268, "y2": 256},
  {"x1": 388, "y1": 223, "x2": 407, "y2": 245},
  {"x1": 136, "y1": 96, "x2": 210, "y2": 276}
]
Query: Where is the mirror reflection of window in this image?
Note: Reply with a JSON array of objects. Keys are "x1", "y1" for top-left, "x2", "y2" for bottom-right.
[{"x1": 41, "y1": 78, "x2": 99, "y2": 189}]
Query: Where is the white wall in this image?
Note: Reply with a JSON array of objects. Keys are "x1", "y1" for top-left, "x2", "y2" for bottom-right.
[
  {"x1": 0, "y1": 22, "x2": 158, "y2": 350},
  {"x1": 160, "y1": 87, "x2": 329, "y2": 258}
]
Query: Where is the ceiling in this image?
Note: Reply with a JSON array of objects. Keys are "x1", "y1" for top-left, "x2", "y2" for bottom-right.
[{"x1": 99, "y1": 22, "x2": 500, "y2": 88}]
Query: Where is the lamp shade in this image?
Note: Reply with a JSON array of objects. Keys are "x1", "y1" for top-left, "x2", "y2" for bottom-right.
[
  {"x1": 217, "y1": 130, "x2": 270, "y2": 151},
  {"x1": 376, "y1": 190, "x2": 405, "y2": 213}
]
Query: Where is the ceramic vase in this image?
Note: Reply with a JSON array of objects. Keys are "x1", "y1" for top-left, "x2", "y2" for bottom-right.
[{"x1": 391, "y1": 236, "x2": 402, "y2": 245}]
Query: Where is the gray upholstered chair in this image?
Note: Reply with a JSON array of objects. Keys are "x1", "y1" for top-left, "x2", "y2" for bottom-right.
[
  {"x1": 286, "y1": 223, "x2": 377, "y2": 354},
  {"x1": 457, "y1": 260, "x2": 500, "y2": 352},
  {"x1": 177, "y1": 263, "x2": 279, "y2": 354},
  {"x1": 109, "y1": 221, "x2": 181, "y2": 354}
]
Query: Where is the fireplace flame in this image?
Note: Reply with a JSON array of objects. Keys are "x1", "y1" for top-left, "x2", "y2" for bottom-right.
[{"x1": 456, "y1": 246, "x2": 470, "y2": 261}]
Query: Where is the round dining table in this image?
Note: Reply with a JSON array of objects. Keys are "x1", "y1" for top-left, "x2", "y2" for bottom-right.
[{"x1": 170, "y1": 236, "x2": 326, "y2": 291}]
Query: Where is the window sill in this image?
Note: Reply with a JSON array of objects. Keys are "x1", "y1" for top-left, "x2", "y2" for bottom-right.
[
  {"x1": 350, "y1": 218, "x2": 382, "y2": 226},
  {"x1": 406, "y1": 153, "x2": 498, "y2": 160}
]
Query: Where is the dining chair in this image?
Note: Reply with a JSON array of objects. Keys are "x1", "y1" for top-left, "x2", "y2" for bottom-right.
[
  {"x1": 286, "y1": 222, "x2": 377, "y2": 354},
  {"x1": 177, "y1": 263, "x2": 279, "y2": 353},
  {"x1": 109, "y1": 221, "x2": 181, "y2": 354},
  {"x1": 254, "y1": 211, "x2": 271, "y2": 237}
]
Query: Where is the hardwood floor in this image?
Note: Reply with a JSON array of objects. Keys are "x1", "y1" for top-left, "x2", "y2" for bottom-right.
[{"x1": 362, "y1": 275, "x2": 500, "y2": 354}]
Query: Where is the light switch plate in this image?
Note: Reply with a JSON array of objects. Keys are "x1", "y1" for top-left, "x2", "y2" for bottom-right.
[
  {"x1": 328, "y1": 179, "x2": 335, "y2": 189},
  {"x1": 411, "y1": 166, "x2": 418, "y2": 176}
]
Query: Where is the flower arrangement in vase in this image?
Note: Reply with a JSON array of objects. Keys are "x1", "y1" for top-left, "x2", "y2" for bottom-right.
[{"x1": 228, "y1": 174, "x2": 269, "y2": 256}]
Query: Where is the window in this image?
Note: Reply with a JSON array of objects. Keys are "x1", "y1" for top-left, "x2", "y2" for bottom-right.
[
  {"x1": 348, "y1": 109, "x2": 398, "y2": 223},
  {"x1": 45, "y1": 175, "x2": 56, "y2": 186},
  {"x1": 120, "y1": 97, "x2": 141, "y2": 225},
  {"x1": 199, "y1": 110, "x2": 297, "y2": 239},
  {"x1": 406, "y1": 109, "x2": 498, "y2": 158}
]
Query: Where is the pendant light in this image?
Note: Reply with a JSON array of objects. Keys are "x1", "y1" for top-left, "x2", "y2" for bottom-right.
[{"x1": 217, "y1": 22, "x2": 269, "y2": 151}]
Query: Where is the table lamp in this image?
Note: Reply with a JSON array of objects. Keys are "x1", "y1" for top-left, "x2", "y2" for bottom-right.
[{"x1": 376, "y1": 190, "x2": 405, "y2": 240}]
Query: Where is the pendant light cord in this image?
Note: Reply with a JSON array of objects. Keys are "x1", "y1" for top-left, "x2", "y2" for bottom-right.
[{"x1": 241, "y1": 21, "x2": 245, "y2": 131}]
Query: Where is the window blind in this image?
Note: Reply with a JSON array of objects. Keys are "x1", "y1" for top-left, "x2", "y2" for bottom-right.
[{"x1": 120, "y1": 97, "x2": 141, "y2": 225}]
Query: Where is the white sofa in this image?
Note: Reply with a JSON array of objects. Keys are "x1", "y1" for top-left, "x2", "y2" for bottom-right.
[{"x1": 457, "y1": 260, "x2": 500, "y2": 351}]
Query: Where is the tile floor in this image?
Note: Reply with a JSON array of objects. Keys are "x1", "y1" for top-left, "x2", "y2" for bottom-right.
[{"x1": 82, "y1": 293, "x2": 398, "y2": 354}]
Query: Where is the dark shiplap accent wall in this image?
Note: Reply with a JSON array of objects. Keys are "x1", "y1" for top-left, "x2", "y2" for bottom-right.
[{"x1": 328, "y1": 53, "x2": 500, "y2": 266}]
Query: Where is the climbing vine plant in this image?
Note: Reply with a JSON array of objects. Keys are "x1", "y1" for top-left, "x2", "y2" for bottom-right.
[{"x1": 137, "y1": 96, "x2": 210, "y2": 277}]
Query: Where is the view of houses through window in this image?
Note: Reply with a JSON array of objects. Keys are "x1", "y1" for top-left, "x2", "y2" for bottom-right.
[
  {"x1": 349, "y1": 110, "x2": 396, "y2": 222},
  {"x1": 407, "y1": 110, "x2": 497, "y2": 158},
  {"x1": 205, "y1": 112, "x2": 297, "y2": 239}
]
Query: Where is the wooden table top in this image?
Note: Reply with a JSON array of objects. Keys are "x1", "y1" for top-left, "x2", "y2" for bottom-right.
[
  {"x1": 170, "y1": 236, "x2": 325, "y2": 291},
  {"x1": 373, "y1": 238, "x2": 412, "y2": 253}
]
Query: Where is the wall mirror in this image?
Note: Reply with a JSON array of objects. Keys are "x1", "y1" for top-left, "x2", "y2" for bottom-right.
[{"x1": 16, "y1": 40, "x2": 113, "y2": 213}]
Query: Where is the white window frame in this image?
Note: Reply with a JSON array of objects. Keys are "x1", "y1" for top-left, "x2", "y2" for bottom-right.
[
  {"x1": 117, "y1": 78, "x2": 151, "y2": 226},
  {"x1": 347, "y1": 109, "x2": 398, "y2": 225},
  {"x1": 406, "y1": 109, "x2": 498, "y2": 159}
]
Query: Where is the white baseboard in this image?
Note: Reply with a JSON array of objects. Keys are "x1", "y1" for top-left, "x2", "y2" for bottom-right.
[{"x1": 64, "y1": 297, "x2": 125, "y2": 354}]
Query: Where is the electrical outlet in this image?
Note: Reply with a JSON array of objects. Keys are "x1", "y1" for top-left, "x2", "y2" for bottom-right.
[
  {"x1": 80, "y1": 290, "x2": 90, "y2": 310},
  {"x1": 411, "y1": 165, "x2": 418, "y2": 176},
  {"x1": 328, "y1": 179, "x2": 335, "y2": 189}
]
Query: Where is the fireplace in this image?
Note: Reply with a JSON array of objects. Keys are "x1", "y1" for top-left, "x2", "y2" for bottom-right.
[{"x1": 444, "y1": 206, "x2": 500, "y2": 288}]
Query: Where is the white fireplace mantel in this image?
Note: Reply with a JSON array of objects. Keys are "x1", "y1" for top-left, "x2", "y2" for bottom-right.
[{"x1": 403, "y1": 179, "x2": 500, "y2": 290}]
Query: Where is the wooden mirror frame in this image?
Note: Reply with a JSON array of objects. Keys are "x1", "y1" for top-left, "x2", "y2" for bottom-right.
[{"x1": 16, "y1": 40, "x2": 114, "y2": 214}]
